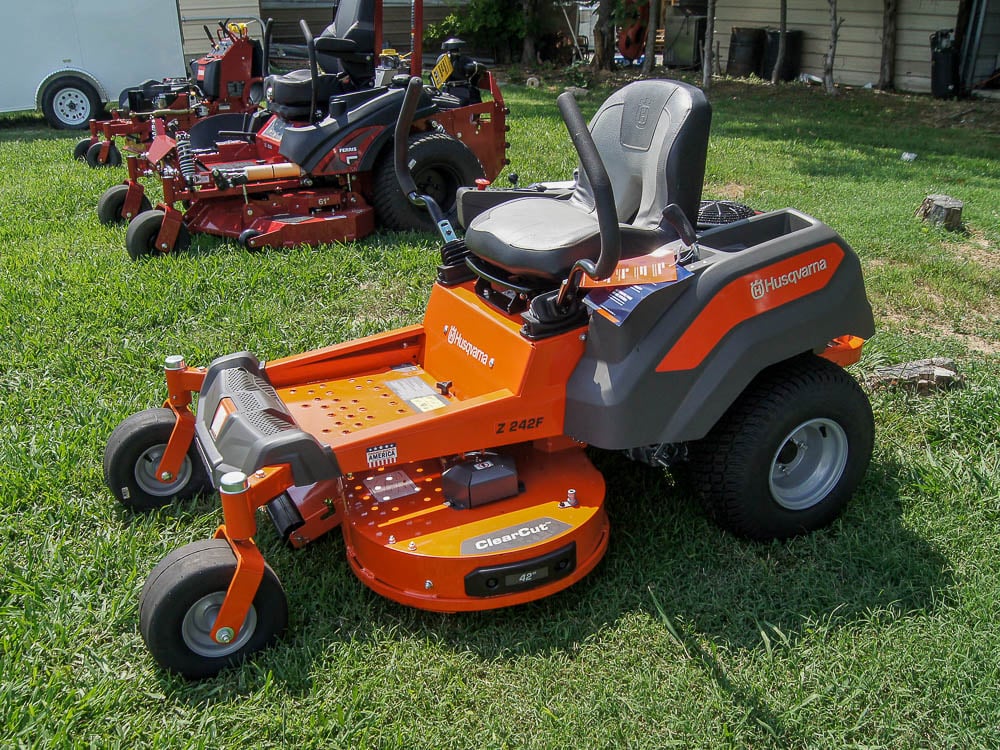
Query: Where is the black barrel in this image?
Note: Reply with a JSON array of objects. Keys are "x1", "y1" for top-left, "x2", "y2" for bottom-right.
[
  {"x1": 930, "y1": 29, "x2": 958, "y2": 98},
  {"x1": 727, "y1": 27, "x2": 766, "y2": 77},
  {"x1": 763, "y1": 29, "x2": 803, "y2": 81}
]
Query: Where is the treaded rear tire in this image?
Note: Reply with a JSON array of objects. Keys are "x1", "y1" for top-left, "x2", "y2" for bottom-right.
[
  {"x1": 372, "y1": 131, "x2": 484, "y2": 232},
  {"x1": 687, "y1": 354, "x2": 873, "y2": 541}
]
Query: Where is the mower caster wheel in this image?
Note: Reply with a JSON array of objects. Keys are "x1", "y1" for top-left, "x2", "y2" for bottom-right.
[
  {"x1": 126, "y1": 209, "x2": 191, "y2": 259},
  {"x1": 140, "y1": 539, "x2": 287, "y2": 679},
  {"x1": 373, "y1": 131, "x2": 484, "y2": 232},
  {"x1": 73, "y1": 138, "x2": 93, "y2": 161},
  {"x1": 97, "y1": 184, "x2": 152, "y2": 226},
  {"x1": 238, "y1": 228, "x2": 262, "y2": 250},
  {"x1": 104, "y1": 407, "x2": 209, "y2": 511},
  {"x1": 687, "y1": 354, "x2": 873, "y2": 541},
  {"x1": 85, "y1": 140, "x2": 122, "y2": 168}
]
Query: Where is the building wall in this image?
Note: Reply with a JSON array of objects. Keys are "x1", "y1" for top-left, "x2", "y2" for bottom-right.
[
  {"x1": 177, "y1": 0, "x2": 263, "y2": 58},
  {"x1": 713, "y1": 0, "x2": 958, "y2": 92}
]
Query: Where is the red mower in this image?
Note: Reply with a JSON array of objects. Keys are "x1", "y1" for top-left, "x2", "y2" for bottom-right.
[
  {"x1": 105, "y1": 77, "x2": 876, "y2": 678},
  {"x1": 95, "y1": 2, "x2": 507, "y2": 255},
  {"x1": 73, "y1": 18, "x2": 272, "y2": 169}
]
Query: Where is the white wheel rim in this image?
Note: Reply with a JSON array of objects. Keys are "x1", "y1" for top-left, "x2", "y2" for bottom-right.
[
  {"x1": 53, "y1": 87, "x2": 92, "y2": 126},
  {"x1": 134, "y1": 444, "x2": 193, "y2": 496},
  {"x1": 181, "y1": 592, "x2": 258, "y2": 657},
  {"x1": 768, "y1": 418, "x2": 849, "y2": 510}
]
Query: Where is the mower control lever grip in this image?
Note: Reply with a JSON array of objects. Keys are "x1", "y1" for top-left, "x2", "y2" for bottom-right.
[
  {"x1": 659, "y1": 203, "x2": 698, "y2": 248},
  {"x1": 299, "y1": 20, "x2": 319, "y2": 122},
  {"x1": 394, "y1": 77, "x2": 422, "y2": 201},
  {"x1": 556, "y1": 92, "x2": 620, "y2": 282}
]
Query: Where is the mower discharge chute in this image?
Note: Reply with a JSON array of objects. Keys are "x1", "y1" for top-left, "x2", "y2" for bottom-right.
[
  {"x1": 96, "y1": 10, "x2": 508, "y2": 256},
  {"x1": 74, "y1": 18, "x2": 272, "y2": 169},
  {"x1": 105, "y1": 77, "x2": 876, "y2": 679}
]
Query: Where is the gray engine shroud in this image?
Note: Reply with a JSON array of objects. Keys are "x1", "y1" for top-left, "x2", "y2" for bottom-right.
[{"x1": 563, "y1": 208, "x2": 875, "y2": 449}]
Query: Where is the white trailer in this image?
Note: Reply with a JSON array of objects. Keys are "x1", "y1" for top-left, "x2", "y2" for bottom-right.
[{"x1": 3, "y1": 0, "x2": 186, "y2": 129}]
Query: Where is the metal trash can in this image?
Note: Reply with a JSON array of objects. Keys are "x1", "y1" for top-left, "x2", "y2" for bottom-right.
[
  {"x1": 930, "y1": 29, "x2": 958, "y2": 98},
  {"x1": 727, "y1": 28, "x2": 766, "y2": 77}
]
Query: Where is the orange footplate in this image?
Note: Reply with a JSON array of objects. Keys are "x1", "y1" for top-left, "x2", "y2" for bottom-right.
[{"x1": 338, "y1": 443, "x2": 608, "y2": 612}]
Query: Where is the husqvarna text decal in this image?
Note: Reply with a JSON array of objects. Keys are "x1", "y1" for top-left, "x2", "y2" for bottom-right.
[{"x1": 750, "y1": 258, "x2": 829, "y2": 300}]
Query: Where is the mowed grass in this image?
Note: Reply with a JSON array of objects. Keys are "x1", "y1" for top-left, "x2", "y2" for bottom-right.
[{"x1": 1, "y1": 78, "x2": 998, "y2": 748}]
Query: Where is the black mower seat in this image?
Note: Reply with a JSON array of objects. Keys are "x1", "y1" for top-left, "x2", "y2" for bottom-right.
[
  {"x1": 265, "y1": 69, "x2": 344, "y2": 108},
  {"x1": 465, "y1": 79, "x2": 711, "y2": 283}
]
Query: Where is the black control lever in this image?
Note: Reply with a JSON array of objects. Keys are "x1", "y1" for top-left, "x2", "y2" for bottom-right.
[
  {"x1": 394, "y1": 76, "x2": 459, "y2": 244},
  {"x1": 660, "y1": 203, "x2": 697, "y2": 248}
]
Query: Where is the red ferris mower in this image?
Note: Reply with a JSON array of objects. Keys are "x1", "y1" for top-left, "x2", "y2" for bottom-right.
[
  {"x1": 104, "y1": 77, "x2": 875, "y2": 678},
  {"x1": 74, "y1": 19, "x2": 272, "y2": 169},
  {"x1": 95, "y1": 3, "x2": 507, "y2": 254}
]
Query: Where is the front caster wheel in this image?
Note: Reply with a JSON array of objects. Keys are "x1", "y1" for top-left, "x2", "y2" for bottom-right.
[
  {"x1": 687, "y1": 355, "x2": 874, "y2": 540},
  {"x1": 103, "y1": 407, "x2": 209, "y2": 511},
  {"x1": 125, "y1": 209, "x2": 191, "y2": 259},
  {"x1": 85, "y1": 140, "x2": 122, "y2": 168},
  {"x1": 73, "y1": 138, "x2": 93, "y2": 161},
  {"x1": 140, "y1": 539, "x2": 288, "y2": 679},
  {"x1": 97, "y1": 184, "x2": 152, "y2": 225}
]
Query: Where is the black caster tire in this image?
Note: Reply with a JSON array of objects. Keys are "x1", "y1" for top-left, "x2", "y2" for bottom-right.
[
  {"x1": 125, "y1": 209, "x2": 191, "y2": 259},
  {"x1": 238, "y1": 228, "x2": 262, "y2": 250},
  {"x1": 140, "y1": 539, "x2": 288, "y2": 679},
  {"x1": 96, "y1": 184, "x2": 153, "y2": 226},
  {"x1": 687, "y1": 355, "x2": 874, "y2": 541},
  {"x1": 103, "y1": 407, "x2": 209, "y2": 511},
  {"x1": 373, "y1": 131, "x2": 484, "y2": 232},
  {"x1": 85, "y1": 140, "x2": 122, "y2": 168},
  {"x1": 41, "y1": 76, "x2": 103, "y2": 130},
  {"x1": 73, "y1": 138, "x2": 93, "y2": 161}
]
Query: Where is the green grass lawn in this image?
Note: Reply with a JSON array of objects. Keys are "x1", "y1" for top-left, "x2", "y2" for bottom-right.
[{"x1": 1, "y1": 78, "x2": 998, "y2": 748}]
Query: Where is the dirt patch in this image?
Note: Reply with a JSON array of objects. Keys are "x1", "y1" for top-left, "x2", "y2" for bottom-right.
[
  {"x1": 943, "y1": 229, "x2": 1000, "y2": 270},
  {"x1": 880, "y1": 311, "x2": 1000, "y2": 355}
]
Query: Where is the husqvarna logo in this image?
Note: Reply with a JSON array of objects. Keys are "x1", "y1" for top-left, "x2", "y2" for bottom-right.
[
  {"x1": 635, "y1": 97, "x2": 652, "y2": 128},
  {"x1": 446, "y1": 325, "x2": 491, "y2": 366},
  {"x1": 750, "y1": 259, "x2": 829, "y2": 300}
]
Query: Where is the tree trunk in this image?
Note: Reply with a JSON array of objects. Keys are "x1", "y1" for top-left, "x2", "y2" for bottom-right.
[
  {"x1": 641, "y1": 0, "x2": 661, "y2": 74},
  {"x1": 702, "y1": 0, "x2": 716, "y2": 89},
  {"x1": 877, "y1": 0, "x2": 897, "y2": 90},
  {"x1": 521, "y1": 0, "x2": 537, "y2": 65},
  {"x1": 592, "y1": 0, "x2": 616, "y2": 71},
  {"x1": 824, "y1": 0, "x2": 844, "y2": 95},
  {"x1": 770, "y1": 0, "x2": 788, "y2": 85}
]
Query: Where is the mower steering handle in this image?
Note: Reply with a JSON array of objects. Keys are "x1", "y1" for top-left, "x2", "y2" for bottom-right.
[
  {"x1": 300, "y1": 20, "x2": 319, "y2": 122},
  {"x1": 394, "y1": 77, "x2": 423, "y2": 202},
  {"x1": 557, "y1": 91, "x2": 620, "y2": 281}
]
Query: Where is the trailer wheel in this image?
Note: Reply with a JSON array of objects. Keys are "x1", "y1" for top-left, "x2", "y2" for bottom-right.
[
  {"x1": 687, "y1": 355, "x2": 873, "y2": 540},
  {"x1": 104, "y1": 407, "x2": 209, "y2": 511},
  {"x1": 42, "y1": 76, "x2": 102, "y2": 130},
  {"x1": 97, "y1": 184, "x2": 152, "y2": 226},
  {"x1": 373, "y1": 132, "x2": 484, "y2": 232},
  {"x1": 140, "y1": 539, "x2": 287, "y2": 679},
  {"x1": 85, "y1": 140, "x2": 122, "y2": 168},
  {"x1": 73, "y1": 138, "x2": 93, "y2": 161},
  {"x1": 125, "y1": 209, "x2": 191, "y2": 259}
]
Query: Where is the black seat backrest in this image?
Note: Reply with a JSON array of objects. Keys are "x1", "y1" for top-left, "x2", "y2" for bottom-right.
[
  {"x1": 568, "y1": 79, "x2": 711, "y2": 231},
  {"x1": 316, "y1": 0, "x2": 376, "y2": 86}
]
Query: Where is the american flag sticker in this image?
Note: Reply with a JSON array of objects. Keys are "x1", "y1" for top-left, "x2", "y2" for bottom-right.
[{"x1": 366, "y1": 443, "x2": 398, "y2": 468}]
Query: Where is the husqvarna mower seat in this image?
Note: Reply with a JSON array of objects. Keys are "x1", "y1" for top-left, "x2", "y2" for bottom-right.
[
  {"x1": 464, "y1": 79, "x2": 711, "y2": 283},
  {"x1": 265, "y1": 0, "x2": 376, "y2": 117}
]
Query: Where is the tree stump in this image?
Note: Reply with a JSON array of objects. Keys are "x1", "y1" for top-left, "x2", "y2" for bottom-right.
[
  {"x1": 915, "y1": 194, "x2": 964, "y2": 231},
  {"x1": 866, "y1": 357, "x2": 964, "y2": 394}
]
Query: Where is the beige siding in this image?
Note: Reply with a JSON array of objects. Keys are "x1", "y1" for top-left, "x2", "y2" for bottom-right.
[
  {"x1": 177, "y1": 0, "x2": 263, "y2": 59},
  {"x1": 713, "y1": 0, "x2": 957, "y2": 92}
]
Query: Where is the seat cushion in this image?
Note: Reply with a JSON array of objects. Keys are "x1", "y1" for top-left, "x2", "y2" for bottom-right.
[
  {"x1": 465, "y1": 196, "x2": 601, "y2": 281},
  {"x1": 265, "y1": 70, "x2": 344, "y2": 107}
]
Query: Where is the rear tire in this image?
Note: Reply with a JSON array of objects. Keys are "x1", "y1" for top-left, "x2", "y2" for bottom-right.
[
  {"x1": 42, "y1": 76, "x2": 102, "y2": 130},
  {"x1": 97, "y1": 184, "x2": 152, "y2": 226},
  {"x1": 125, "y1": 209, "x2": 191, "y2": 259},
  {"x1": 373, "y1": 132, "x2": 484, "y2": 232},
  {"x1": 687, "y1": 355, "x2": 873, "y2": 540},
  {"x1": 140, "y1": 539, "x2": 287, "y2": 679}
]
